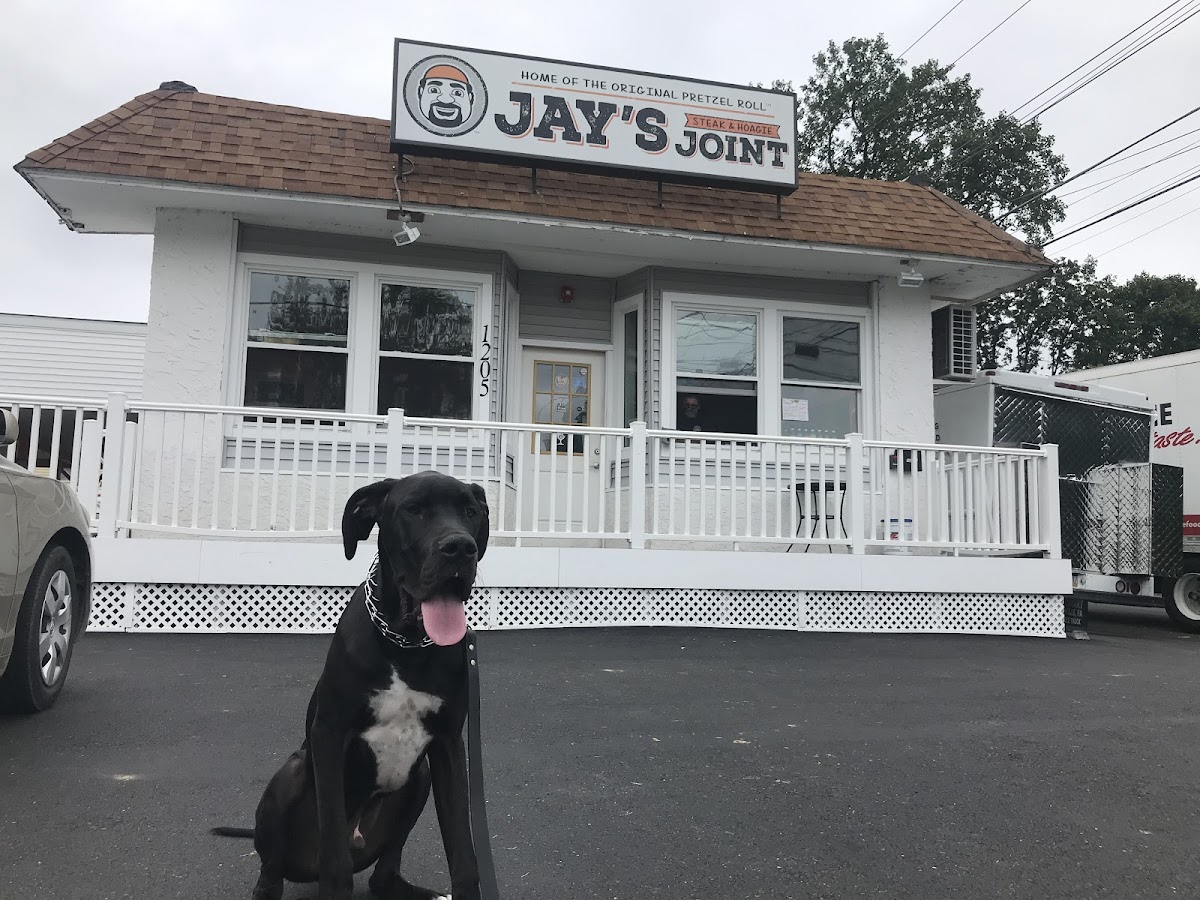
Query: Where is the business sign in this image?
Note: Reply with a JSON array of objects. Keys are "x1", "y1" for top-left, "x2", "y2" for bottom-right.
[{"x1": 390, "y1": 40, "x2": 798, "y2": 193}]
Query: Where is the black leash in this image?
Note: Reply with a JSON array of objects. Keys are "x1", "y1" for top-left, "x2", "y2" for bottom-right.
[
  {"x1": 359, "y1": 563, "x2": 498, "y2": 897},
  {"x1": 465, "y1": 629, "x2": 500, "y2": 900}
]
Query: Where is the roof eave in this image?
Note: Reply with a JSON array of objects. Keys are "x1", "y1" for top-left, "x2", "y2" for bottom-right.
[{"x1": 21, "y1": 167, "x2": 1051, "y2": 288}]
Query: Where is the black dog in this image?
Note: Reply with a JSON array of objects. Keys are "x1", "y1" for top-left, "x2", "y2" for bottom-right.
[{"x1": 213, "y1": 471, "x2": 489, "y2": 900}]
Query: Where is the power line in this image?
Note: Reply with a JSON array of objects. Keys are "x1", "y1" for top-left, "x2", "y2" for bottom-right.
[
  {"x1": 1024, "y1": 3, "x2": 1200, "y2": 122},
  {"x1": 1084, "y1": 126, "x2": 1200, "y2": 173},
  {"x1": 1054, "y1": 180, "x2": 1200, "y2": 251},
  {"x1": 1093, "y1": 205, "x2": 1200, "y2": 256},
  {"x1": 862, "y1": 0, "x2": 1018, "y2": 142},
  {"x1": 1078, "y1": 159, "x2": 1200, "y2": 222},
  {"x1": 945, "y1": 4, "x2": 1199, "y2": 187},
  {"x1": 902, "y1": 0, "x2": 969, "y2": 56},
  {"x1": 995, "y1": 104, "x2": 1200, "y2": 221},
  {"x1": 1058, "y1": 138, "x2": 1200, "y2": 206},
  {"x1": 1019, "y1": 2, "x2": 1200, "y2": 123},
  {"x1": 949, "y1": 0, "x2": 1035, "y2": 67},
  {"x1": 1057, "y1": 167, "x2": 1148, "y2": 202},
  {"x1": 1043, "y1": 170, "x2": 1200, "y2": 245},
  {"x1": 1009, "y1": 1, "x2": 1186, "y2": 118}
]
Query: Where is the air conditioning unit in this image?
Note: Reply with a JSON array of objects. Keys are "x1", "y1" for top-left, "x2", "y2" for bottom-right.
[{"x1": 932, "y1": 304, "x2": 976, "y2": 380}]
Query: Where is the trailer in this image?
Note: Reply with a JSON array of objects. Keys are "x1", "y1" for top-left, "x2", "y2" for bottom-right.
[
  {"x1": 1069, "y1": 350, "x2": 1200, "y2": 547},
  {"x1": 934, "y1": 369, "x2": 1196, "y2": 632}
]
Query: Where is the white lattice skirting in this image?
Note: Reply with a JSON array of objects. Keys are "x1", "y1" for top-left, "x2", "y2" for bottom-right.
[{"x1": 88, "y1": 584, "x2": 1065, "y2": 637}]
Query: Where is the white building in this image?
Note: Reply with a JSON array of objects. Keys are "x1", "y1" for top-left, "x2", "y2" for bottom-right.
[{"x1": 5, "y1": 44, "x2": 1070, "y2": 636}]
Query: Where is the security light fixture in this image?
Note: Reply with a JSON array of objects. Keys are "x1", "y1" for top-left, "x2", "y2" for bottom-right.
[
  {"x1": 897, "y1": 259, "x2": 924, "y2": 289},
  {"x1": 393, "y1": 218, "x2": 421, "y2": 247},
  {"x1": 390, "y1": 170, "x2": 422, "y2": 247}
]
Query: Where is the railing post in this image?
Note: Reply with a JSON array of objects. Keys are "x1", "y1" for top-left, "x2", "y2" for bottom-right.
[
  {"x1": 386, "y1": 408, "x2": 405, "y2": 479},
  {"x1": 629, "y1": 421, "x2": 647, "y2": 549},
  {"x1": 845, "y1": 433, "x2": 866, "y2": 555},
  {"x1": 76, "y1": 418, "x2": 103, "y2": 525},
  {"x1": 1039, "y1": 443, "x2": 1061, "y2": 559},
  {"x1": 96, "y1": 393, "x2": 129, "y2": 538}
]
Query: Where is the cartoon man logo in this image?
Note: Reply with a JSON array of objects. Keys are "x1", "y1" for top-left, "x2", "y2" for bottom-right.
[
  {"x1": 403, "y1": 55, "x2": 488, "y2": 137},
  {"x1": 418, "y1": 64, "x2": 474, "y2": 128}
]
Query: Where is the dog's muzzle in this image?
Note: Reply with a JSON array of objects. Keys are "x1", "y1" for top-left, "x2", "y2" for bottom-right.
[{"x1": 418, "y1": 533, "x2": 478, "y2": 646}]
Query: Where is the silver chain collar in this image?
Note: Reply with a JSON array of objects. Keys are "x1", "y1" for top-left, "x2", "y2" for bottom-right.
[{"x1": 362, "y1": 555, "x2": 434, "y2": 649}]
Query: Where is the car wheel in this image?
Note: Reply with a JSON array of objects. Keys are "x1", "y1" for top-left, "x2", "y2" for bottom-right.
[
  {"x1": 0, "y1": 545, "x2": 79, "y2": 712},
  {"x1": 1164, "y1": 572, "x2": 1200, "y2": 633}
]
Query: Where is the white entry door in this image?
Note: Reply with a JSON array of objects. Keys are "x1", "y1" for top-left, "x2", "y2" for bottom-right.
[{"x1": 519, "y1": 348, "x2": 606, "y2": 534}]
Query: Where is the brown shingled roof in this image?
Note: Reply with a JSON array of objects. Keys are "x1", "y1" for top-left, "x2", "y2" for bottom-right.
[{"x1": 17, "y1": 88, "x2": 1048, "y2": 267}]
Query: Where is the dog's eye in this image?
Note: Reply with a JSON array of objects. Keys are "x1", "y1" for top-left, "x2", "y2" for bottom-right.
[
  {"x1": 464, "y1": 506, "x2": 477, "y2": 518},
  {"x1": 406, "y1": 505, "x2": 425, "y2": 517}
]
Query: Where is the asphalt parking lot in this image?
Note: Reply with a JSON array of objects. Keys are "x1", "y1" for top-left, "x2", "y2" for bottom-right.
[{"x1": 2, "y1": 606, "x2": 1199, "y2": 900}]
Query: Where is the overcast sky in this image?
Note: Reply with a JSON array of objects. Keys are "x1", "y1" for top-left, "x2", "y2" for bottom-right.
[{"x1": 1, "y1": 0, "x2": 1197, "y2": 323}]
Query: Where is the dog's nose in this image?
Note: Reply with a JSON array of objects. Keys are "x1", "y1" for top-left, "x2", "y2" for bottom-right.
[{"x1": 439, "y1": 534, "x2": 478, "y2": 560}]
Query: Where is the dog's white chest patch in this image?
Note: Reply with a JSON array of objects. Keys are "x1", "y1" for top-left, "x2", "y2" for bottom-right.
[{"x1": 361, "y1": 674, "x2": 442, "y2": 791}]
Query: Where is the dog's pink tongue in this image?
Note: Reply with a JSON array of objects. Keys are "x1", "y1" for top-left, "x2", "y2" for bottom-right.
[{"x1": 421, "y1": 597, "x2": 467, "y2": 646}]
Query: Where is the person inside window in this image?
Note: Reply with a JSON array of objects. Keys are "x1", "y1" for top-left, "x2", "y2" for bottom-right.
[{"x1": 680, "y1": 394, "x2": 704, "y2": 432}]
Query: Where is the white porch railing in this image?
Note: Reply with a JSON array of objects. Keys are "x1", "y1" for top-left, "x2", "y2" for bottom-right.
[
  {"x1": 2, "y1": 395, "x2": 109, "y2": 524},
  {"x1": 2, "y1": 393, "x2": 1061, "y2": 557}
]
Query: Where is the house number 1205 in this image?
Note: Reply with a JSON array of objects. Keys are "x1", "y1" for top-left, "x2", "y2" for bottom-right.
[{"x1": 479, "y1": 325, "x2": 492, "y2": 397}]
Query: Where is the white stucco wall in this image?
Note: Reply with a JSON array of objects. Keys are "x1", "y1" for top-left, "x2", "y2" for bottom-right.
[
  {"x1": 142, "y1": 210, "x2": 237, "y2": 404},
  {"x1": 135, "y1": 208, "x2": 939, "y2": 446},
  {"x1": 875, "y1": 281, "x2": 935, "y2": 443}
]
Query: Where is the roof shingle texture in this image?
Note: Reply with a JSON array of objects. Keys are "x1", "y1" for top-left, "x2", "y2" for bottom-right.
[{"x1": 18, "y1": 89, "x2": 1048, "y2": 267}]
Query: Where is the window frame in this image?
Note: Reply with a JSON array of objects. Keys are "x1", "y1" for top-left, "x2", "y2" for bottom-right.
[
  {"x1": 777, "y1": 311, "x2": 865, "y2": 440},
  {"x1": 661, "y1": 291, "x2": 874, "y2": 439},
  {"x1": 237, "y1": 264, "x2": 357, "y2": 413},
  {"x1": 612, "y1": 294, "x2": 644, "y2": 430},
  {"x1": 373, "y1": 274, "x2": 482, "y2": 420},
  {"x1": 529, "y1": 358, "x2": 594, "y2": 455},
  {"x1": 667, "y1": 300, "x2": 763, "y2": 435},
  {"x1": 228, "y1": 253, "x2": 493, "y2": 422}
]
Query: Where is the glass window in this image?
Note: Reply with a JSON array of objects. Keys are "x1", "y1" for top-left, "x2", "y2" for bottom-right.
[
  {"x1": 379, "y1": 285, "x2": 473, "y2": 356},
  {"x1": 532, "y1": 361, "x2": 590, "y2": 453},
  {"x1": 244, "y1": 272, "x2": 350, "y2": 410},
  {"x1": 783, "y1": 318, "x2": 860, "y2": 383},
  {"x1": 781, "y1": 316, "x2": 862, "y2": 438},
  {"x1": 245, "y1": 347, "x2": 347, "y2": 410},
  {"x1": 248, "y1": 273, "x2": 349, "y2": 347},
  {"x1": 377, "y1": 283, "x2": 475, "y2": 419},
  {"x1": 781, "y1": 384, "x2": 858, "y2": 439},
  {"x1": 676, "y1": 310, "x2": 757, "y2": 376},
  {"x1": 377, "y1": 357, "x2": 472, "y2": 419},
  {"x1": 675, "y1": 309, "x2": 757, "y2": 434},
  {"x1": 623, "y1": 309, "x2": 639, "y2": 428},
  {"x1": 677, "y1": 377, "x2": 757, "y2": 435}
]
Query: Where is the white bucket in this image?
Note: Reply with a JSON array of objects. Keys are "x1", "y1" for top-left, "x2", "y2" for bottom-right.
[{"x1": 881, "y1": 518, "x2": 914, "y2": 555}]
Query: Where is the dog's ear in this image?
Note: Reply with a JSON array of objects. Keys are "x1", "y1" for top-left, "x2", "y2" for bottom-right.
[
  {"x1": 469, "y1": 482, "x2": 490, "y2": 561},
  {"x1": 342, "y1": 479, "x2": 399, "y2": 560}
]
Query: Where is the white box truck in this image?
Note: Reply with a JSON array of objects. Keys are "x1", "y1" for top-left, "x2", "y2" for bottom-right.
[{"x1": 934, "y1": 369, "x2": 1197, "y2": 632}]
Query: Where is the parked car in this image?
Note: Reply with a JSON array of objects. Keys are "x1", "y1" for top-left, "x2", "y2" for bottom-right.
[{"x1": 0, "y1": 409, "x2": 92, "y2": 711}]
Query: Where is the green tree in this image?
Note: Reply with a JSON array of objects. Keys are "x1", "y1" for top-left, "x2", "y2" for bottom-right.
[
  {"x1": 1072, "y1": 274, "x2": 1200, "y2": 369},
  {"x1": 786, "y1": 35, "x2": 1068, "y2": 245},
  {"x1": 977, "y1": 256, "x2": 1111, "y2": 374}
]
